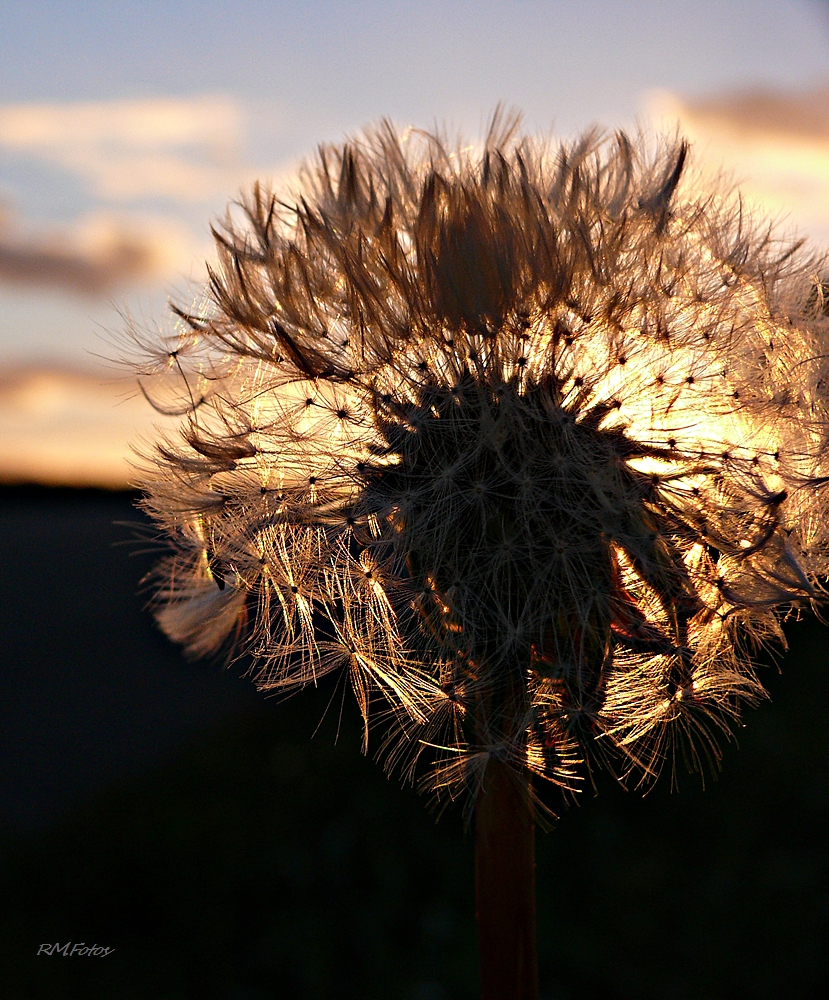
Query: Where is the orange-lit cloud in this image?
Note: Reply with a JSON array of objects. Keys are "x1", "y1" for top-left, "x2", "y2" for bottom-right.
[
  {"x1": 648, "y1": 85, "x2": 829, "y2": 248},
  {"x1": 0, "y1": 95, "x2": 247, "y2": 201},
  {"x1": 0, "y1": 231, "x2": 149, "y2": 296},
  {"x1": 0, "y1": 210, "x2": 211, "y2": 295},
  {"x1": 0, "y1": 367, "x2": 178, "y2": 488}
]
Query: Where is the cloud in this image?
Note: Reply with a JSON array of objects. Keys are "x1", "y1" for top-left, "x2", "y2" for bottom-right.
[
  {"x1": 0, "y1": 366, "x2": 179, "y2": 488},
  {"x1": 0, "y1": 231, "x2": 149, "y2": 296},
  {"x1": 656, "y1": 86, "x2": 829, "y2": 143},
  {"x1": 0, "y1": 95, "x2": 248, "y2": 202},
  {"x1": 647, "y1": 84, "x2": 829, "y2": 248},
  {"x1": 0, "y1": 209, "x2": 210, "y2": 296},
  {"x1": 0, "y1": 93, "x2": 297, "y2": 296}
]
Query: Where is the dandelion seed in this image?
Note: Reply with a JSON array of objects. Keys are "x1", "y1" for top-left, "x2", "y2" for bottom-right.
[{"x1": 133, "y1": 113, "x2": 829, "y2": 1000}]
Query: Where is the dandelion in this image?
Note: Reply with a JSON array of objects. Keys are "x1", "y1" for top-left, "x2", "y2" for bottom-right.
[{"x1": 133, "y1": 111, "x2": 829, "y2": 1000}]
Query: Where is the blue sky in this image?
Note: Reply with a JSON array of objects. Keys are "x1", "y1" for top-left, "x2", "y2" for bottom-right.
[{"x1": 3, "y1": 2, "x2": 829, "y2": 148}]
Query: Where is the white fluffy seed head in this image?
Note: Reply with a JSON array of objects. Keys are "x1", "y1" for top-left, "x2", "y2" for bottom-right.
[{"x1": 135, "y1": 114, "x2": 829, "y2": 806}]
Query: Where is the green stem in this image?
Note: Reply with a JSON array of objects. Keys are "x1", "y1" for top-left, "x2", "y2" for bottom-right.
[{"x1": 475, "y1": 756, "x2": 539, "y2": 1000}]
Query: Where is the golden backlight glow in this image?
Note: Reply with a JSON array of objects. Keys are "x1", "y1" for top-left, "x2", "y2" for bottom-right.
[
  {"x1": 4, "y1": 87, "x2": 829, "y2": 489},
  {"x1": 130, "y1": 120, "x2": 829, "y2": 810}
]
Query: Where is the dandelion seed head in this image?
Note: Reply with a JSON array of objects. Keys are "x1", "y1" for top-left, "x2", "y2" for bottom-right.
[{"x1": 135, "y1": 114, "x2": 829, "y2": 803}]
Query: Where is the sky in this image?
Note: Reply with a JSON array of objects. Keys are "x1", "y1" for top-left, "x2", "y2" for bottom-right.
[{"x1": 2, "y1": 0, "x2": 829, "y2": 484}]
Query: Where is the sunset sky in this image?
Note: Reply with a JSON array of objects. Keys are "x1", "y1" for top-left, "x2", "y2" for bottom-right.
[{"x1": 2, "y1": 0, "x2": 829, "y2": 485}]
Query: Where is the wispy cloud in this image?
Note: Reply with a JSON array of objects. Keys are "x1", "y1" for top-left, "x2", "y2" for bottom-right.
[
  {"x1": 0, "y1": 209, "x2": 209, "y2": 296},
  {"x1": 0, "y1": 95, "x2": 248, "y2": 202},
  {"x1": 648, "y1": 84, "x2": 829, "y2": 247},
  {"x1": 660, "y1": 86, "x2": 829, "y2": 142},
  {"x1": 0, "y1": 366, "x2": 178, "y2": 488},
  {"x1": 0, "y1": 94, "x2": 296, "y2": 298}
]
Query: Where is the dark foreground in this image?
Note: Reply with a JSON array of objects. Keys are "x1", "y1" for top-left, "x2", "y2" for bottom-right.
[{"x1": 1, "y1": 486, "x2": 828, "y2": 999}]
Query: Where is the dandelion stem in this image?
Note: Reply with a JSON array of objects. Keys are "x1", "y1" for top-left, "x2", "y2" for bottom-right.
[{"x1": 475, "y1": 756, "x2": 538, "y2": 1000}]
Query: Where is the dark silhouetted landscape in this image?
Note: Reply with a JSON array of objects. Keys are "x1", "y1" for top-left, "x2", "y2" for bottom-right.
[{"x1": 1, "y1": 485, "x2": 828, "y2": 999}]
